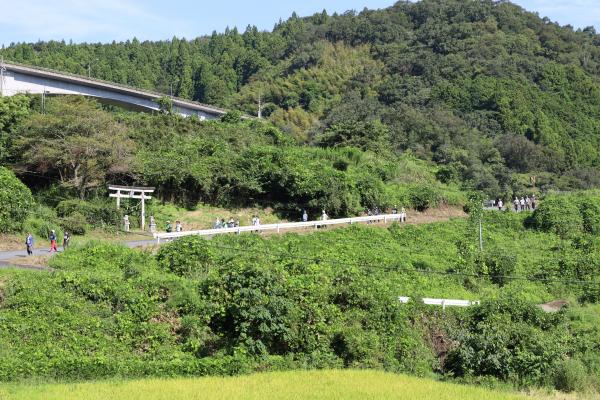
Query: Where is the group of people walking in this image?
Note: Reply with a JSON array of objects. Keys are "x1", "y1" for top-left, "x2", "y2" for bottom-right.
[
  {"x1": 25, "y1": 230, "x2": 70, "y2": 255},
  {"x1": 366, "y1": 206, "x2": 407, "y2": 222},
  {"x1": 513, "y1": 195, "x2": 536, "y2": 212},
  {"x1": 214, "y1": 217, "x2": 241, "y2": 229},
  {"x1": 213, "y1": 217, "x2": 239, "y2": 229},
  {"x1": 494, "y1": 195, "x2": 537, "y2": 212},
  {"x1": 165, "y1": 220, "x2": 183, "y2": 233}
]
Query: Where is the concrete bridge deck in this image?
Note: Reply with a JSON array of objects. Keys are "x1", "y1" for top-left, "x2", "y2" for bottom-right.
[{"x1": 0, "y1": 60, "x2": 229, "y2": 119}]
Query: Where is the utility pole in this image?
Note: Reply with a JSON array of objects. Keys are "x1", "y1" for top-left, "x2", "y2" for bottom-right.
[
  {"x1": 479, "y1": 218, "x2": 483, "y2": 252},
  {"x1": 0, "y1": 57, "x2": 6, "y2": 97},
  {"x1": 87, "y1": 58, "x2": 98, "y2": 78},
  {"x1": 257, "y1": 91, "x2": 262, "y2": 118}
]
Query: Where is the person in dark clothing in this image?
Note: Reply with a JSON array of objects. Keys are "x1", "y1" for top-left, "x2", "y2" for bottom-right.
[{"x1": 63, "y1": 231, "x2": 71, "y2": 249}]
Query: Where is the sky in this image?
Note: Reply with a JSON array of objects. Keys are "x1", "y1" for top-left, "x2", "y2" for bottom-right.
[{"x1": 0, "y1": 1, "x2": 599, "y2": 46}]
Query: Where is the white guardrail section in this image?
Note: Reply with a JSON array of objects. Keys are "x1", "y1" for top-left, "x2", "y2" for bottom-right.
[
  {"x1": 398, "y1": 297, "x2": 480, "y2": 310},
  {"x1": 153, "y1": 213, "x2": 405, "y2": 244}
]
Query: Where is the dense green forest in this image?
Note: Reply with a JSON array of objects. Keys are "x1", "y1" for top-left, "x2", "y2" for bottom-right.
[{"x1": 2, "y1": 0, "x2": 600, "y2": 195}]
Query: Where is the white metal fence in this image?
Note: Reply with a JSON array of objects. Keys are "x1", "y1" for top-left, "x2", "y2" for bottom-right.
[
  {"x1": 153, "y1": 213, "x2": 406, "y2": 244},
  {"x1": 398, "y1": 296, "x2": 480, "y2": 309}
]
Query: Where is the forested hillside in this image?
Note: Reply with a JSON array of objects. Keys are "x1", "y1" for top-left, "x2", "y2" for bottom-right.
[{"x1": 2, "y1": 0, "x2": 600, "y2": 194}]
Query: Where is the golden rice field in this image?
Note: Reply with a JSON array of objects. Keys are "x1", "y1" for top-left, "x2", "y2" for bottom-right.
[{"x1": 0, "y1": 369, "x2": 534, "y2": 400}]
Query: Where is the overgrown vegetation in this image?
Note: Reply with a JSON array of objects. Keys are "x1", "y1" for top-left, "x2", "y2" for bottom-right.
[
  {"x1": 0, "y1": 166, "x2": 33, "y2": 233},
  {"x1": 1, "y1": 202, "x2": 599, "y2": 393},
  {"x1": 0, "y1": 0, "x2": 599, "y2": 396},
  {"x1": 0, "y1": 95, "x2": 463, "y2": 226}
]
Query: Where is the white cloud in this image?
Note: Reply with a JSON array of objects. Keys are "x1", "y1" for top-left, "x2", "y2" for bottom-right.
[
  {"x1": 0, "y1": 0, "x2": 192, "y2": 44},
  {"x1": 513, "y1": 0, "x2": 600, "y2": 30}
]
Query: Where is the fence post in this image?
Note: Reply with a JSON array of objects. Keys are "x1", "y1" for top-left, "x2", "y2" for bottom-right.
[{"x1": 277, "y1": 224, "x2": 280, "y2": 233}]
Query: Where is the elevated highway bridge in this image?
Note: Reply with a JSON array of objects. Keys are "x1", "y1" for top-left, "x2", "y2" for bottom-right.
[{"x1": 0, "y1": 61, "x2": 228, "y2": 119}]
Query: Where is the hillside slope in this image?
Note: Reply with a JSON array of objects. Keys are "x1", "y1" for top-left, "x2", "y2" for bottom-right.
[{"x1": 2, "y1": 0, "x2": 600, "y2": 193}]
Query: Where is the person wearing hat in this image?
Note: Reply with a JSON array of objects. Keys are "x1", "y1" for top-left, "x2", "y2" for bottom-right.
[
  {"x1": 165, "y1": 221, "x2": 173, "y2": 233},
  {"x1": 49, "y1": 230, "x2": 58, "y2": 253}
]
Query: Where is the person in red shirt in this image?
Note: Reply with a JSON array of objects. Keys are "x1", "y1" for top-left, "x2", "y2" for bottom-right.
[{"x1": 49, "y1": 230, "x2": 58, "y2": 253}]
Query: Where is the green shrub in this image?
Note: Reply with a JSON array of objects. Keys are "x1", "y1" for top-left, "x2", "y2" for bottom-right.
[
  {"x1": 60, "y1": 211, "x2": 89, "y2": 235},
  {"x1": 23, "y1": 205, "x2": 61, "y2": 238},
  {"x1": 531, "y1": 195, "x2": 583, "y2": 238},
  {"x1": 484, "y1": 248, "x2": 517, "y2": 287},
  {"x1": 0, "y1": 166, "x2": 33, "y2": 233},
  {"x1": 446, "y1": 296, "x2": 568, "y2": 386},
  {"x1": 409, "y1": 184, "x2": 440, "y2": 212},
  {"x1": 553, "y1": 359, "x2": 588, "y2": 393},
  {"x1": 156, "y1": 236, "x2": 214, "y2": 276},
  {"x1": 50, "y1": 241, "x2": 152, "y2": 272},
  {"x1": 23, "y1": 217, "x2": 55, "y2": 239},
  {"x1": 56, "y1": 199, "x2": 121, "y2": 228},
  {"x1": 221, "y1": 110, "x2": 242, "y2": 123},
  {"x1": 579, "y1": 197, "x2": 600, "y2": 235}
]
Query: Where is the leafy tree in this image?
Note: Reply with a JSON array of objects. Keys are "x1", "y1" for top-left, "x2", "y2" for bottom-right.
[
  {"x1": 156, "y1": 96, "x2": 174, "y2": 114},
  {"x1": 0, "y1": 166, "x2": 33, "y2": 232},
  {"x1": 16, "y1": 97, "x2": 135, "y2": 199},
  {"x1": 0, "y1": 95, "x2": 31, "y2": 161}
]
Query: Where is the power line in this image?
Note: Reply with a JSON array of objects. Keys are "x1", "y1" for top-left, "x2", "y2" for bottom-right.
[{"x1": 189, "y1": 240, "x2": 600, "y2": 288}]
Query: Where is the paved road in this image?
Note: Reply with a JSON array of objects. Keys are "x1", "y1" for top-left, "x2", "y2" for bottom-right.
[{"x1": 0, "y1": 239, "x2": 156, "y2": 270}]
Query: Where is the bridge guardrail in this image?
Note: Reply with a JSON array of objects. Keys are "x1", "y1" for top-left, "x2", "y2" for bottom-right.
[{"x1": 153, "y1": 213, "x2": 405, "y2": 244}]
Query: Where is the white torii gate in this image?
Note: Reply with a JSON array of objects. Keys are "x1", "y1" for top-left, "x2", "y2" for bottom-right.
[{"x1": 108, "y1": 185, "x2": 155, "y2": 231}]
